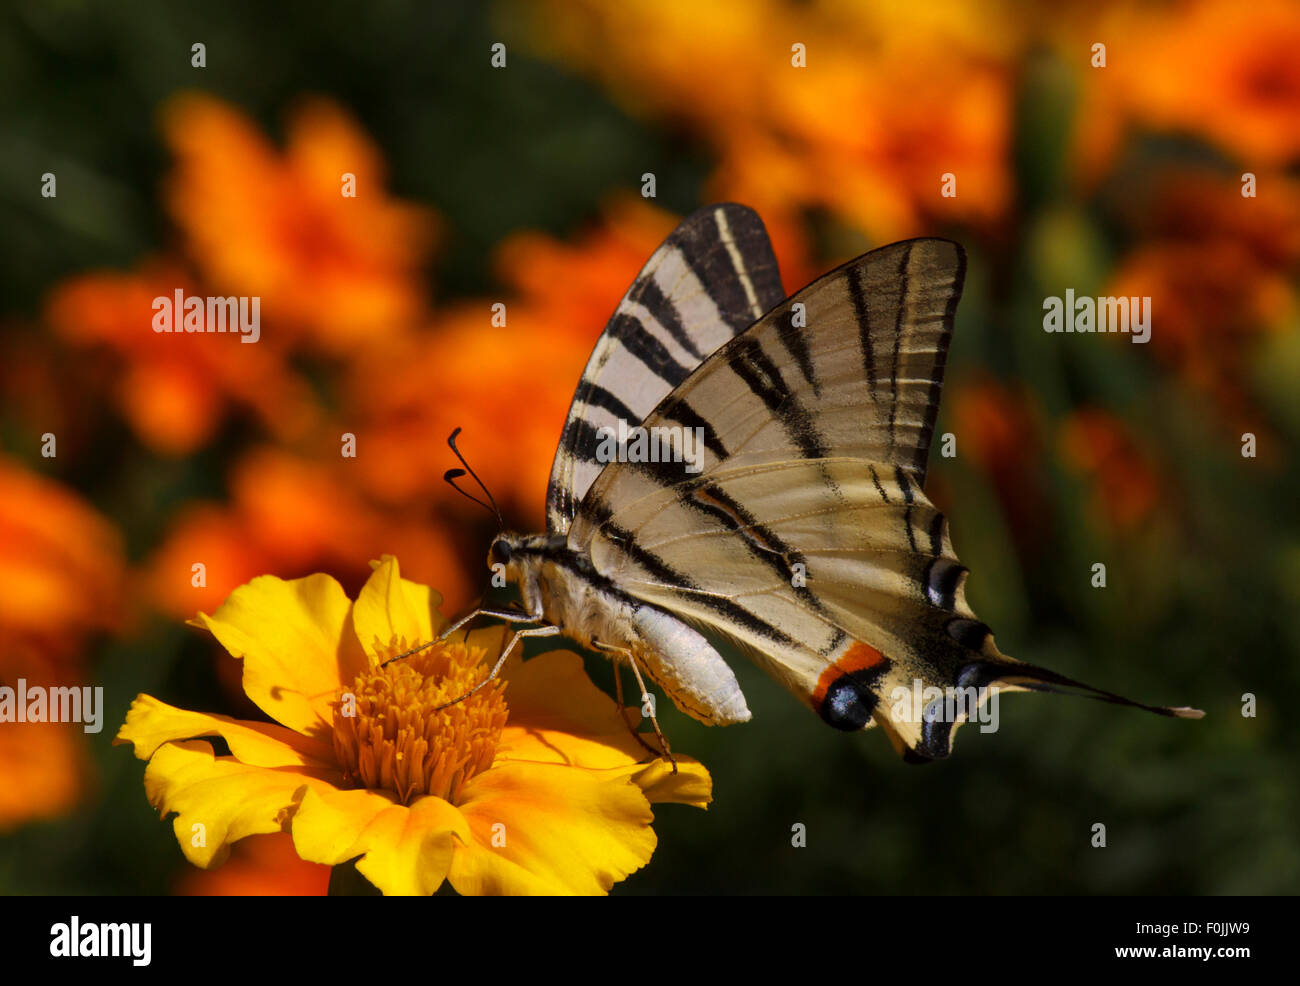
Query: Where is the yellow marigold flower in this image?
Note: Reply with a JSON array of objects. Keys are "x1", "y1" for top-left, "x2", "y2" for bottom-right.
[{"x1": 116, "y1": 555, "x2": 710, "y2": 895}]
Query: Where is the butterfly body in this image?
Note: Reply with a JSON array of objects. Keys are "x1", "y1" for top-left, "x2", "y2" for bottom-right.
[
  {"x1": 473, "y1": 203, "x2": 1200, "y2": 762},
  {"x1": 489, "y1": 533, "x2": 752, "y2": 725}
]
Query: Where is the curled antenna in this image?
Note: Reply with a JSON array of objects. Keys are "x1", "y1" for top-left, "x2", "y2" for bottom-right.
[{"x1": 444, "y1": 427, "x2": 503, "y2": 529}]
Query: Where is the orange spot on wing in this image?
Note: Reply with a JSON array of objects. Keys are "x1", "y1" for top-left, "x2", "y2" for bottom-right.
[{"x1": 812, "y1": 641, "x2": 886, "y2": 706}]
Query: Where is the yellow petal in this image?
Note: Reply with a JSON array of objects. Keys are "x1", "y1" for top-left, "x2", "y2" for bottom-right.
[
  {"x1": 450, "y1": 761, "x2": 658, "y2": 895},
  {"x1": 290, "y1": 785, "x2": 469, "y2": 896},
  {"x1": 351, "y1": 555, "x2": 448, "y2": 663},
  {"x1": 142, "y1": 740, "x2": 330, "y2": 868},
  {"x1": 627, "y1": 757, "x2": 713, "y2": 809},
  {"x1": 191, "y1": 572, "x2": 367, "y2": 739},
  {"x1": 496, "y1": 650, "x2": 656, "y2": 768},
  {"x1": 116, "y1": 694, "x2": 335, "y2": 769}
]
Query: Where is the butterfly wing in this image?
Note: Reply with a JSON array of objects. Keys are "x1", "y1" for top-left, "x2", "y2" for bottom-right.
[
  {"x1": 583, "y1": 459, "x2": 987, "y2": 757},
  {"x1": 545, "y1": 203, "x2": 785, "y2": 536},
  {"x1": 570, "y1": 238, "x2": 961, "y2": 542},
  {"x1": 570, "y1": 239, "x2": 1198, "y2": 759}
]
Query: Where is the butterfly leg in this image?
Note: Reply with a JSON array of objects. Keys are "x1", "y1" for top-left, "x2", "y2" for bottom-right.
[
  {"x1": 432, "y1": 623, "x2": 560, "y2": 711},
  {"x1": 593, "y1": 639, "x2": 677, "y2": 774},
  {"x1": 609, "y1": 655, "x2": 661, "y2": 761},
  {"x1": 380, "y1": 606, "x2": 539, "y2": 668},
  {"x1": 438, "y1": 606, "x2": 539, "y2": 642}
]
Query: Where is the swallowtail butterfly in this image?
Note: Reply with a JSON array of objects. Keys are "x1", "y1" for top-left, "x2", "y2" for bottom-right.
[{"x1": 442, "y1": 204, "x2": 1201, "y2": 764}]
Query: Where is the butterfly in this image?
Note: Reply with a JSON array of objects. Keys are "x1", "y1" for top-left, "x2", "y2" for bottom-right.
[{"x1": 439, "y1": 203, "x2": 1201, "y2": 765}]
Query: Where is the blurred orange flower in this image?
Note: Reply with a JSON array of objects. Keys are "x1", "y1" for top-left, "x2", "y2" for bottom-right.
[
  {"x1": 1096, "y1": 168, "x2": 1300, "y2": 439},
  {"x1": 0, "y1": 720, "x2": 89, "y2": 834},
  {"x1": 145, "y1": 447, "x2": 473, "y2": 626},
  {"x1": 1076, "y1": 0, "x2": 1300, "y2": 181},
  {"x1": 0, "y1": 457, "x2": 127, "y2": 829},
  {"x1": 948, "y1": 378, "x2": 1049, "y2": 554},
  {"x1": 345, "y1": 199, "x2": 700, "y2": 529},
  {"x1": 523, "y1": 0, "x2": 1016, "y2": 240},
  {"x1": 0, "y1": 327, "x2": 110, "y2": 466},
  {"x1": 342, "y1": 308, "x2": 588, "y2": 531},
  {"x1": 45, "y1": 260, "x2": 317, "y2": 455},
  {"x1": 161, "y1": 92, "x2": 438, "y2": 353},
  {"x1": 493, "y1": 197, "x2": 678, "y2": 343},
  {"x1": 1060, "y1": 409, "x2": 1165, "y2": 534},
  {"x1": 0, "y1": 457, "x2": 126, "y2": 669},
  {"x1": 177, "y1": 833, "x2": 330, "y2": 896},
  {"x1": 1124, "y1": 169, "x2": 1300, "y2": 270},
  {"x1": 1115, "y1": 243, "x2": 1291, "y2": 404}
]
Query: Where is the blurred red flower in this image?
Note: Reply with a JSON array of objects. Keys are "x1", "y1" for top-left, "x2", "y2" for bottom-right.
[{"x1": 1060, "y1": 408, "x2": 1165, "y2": 534}]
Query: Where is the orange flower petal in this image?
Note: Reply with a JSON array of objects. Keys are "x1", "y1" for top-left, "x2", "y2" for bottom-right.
[
  {"x1": 0, "y1": 721, "x2": 87, "y2": 830},
  {"x1": 177, "y1": 833, "x2": 330, "y2": 896}
]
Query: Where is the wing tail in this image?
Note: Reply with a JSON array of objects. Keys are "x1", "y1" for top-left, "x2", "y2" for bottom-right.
[{"x1": 870, "y1": 634, "x2": 1204, "y2": 764}]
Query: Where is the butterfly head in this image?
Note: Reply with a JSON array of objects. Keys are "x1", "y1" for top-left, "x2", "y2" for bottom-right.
[
  {"x1": 487, "y1": 532, "x2": 562, "y2": 572},
  {"x1": 488, "y1": 535, "x2": 514, "y2": 567},
  {"x1": 487, "y1": 534, "x2": 530, "y2": 581},
  {"x1": 485, "y1": 532, "x2": 565, "y2": 618}
]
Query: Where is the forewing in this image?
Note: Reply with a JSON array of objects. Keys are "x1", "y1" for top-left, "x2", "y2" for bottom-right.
[{"x1": 545, "y1": 203, "x2": 785, "y2": 535}]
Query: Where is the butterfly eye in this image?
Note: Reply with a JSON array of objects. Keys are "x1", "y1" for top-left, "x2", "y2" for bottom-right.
[{"x1": 490, "y1": 539, "x2": 513, "y2": 565}]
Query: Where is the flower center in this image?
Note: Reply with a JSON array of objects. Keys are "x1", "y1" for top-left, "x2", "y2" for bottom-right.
[{"x1": 331, "y1": 640, "x2": 508, "y2": 806}]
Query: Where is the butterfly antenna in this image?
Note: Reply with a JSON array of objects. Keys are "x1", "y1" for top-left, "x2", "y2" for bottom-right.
[{"x1": 444, "y1": 427, "x2": 504, "y2": 529}]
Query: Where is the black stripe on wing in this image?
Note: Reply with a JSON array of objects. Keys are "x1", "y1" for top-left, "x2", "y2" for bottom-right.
[
  {"x1": 584, "y1": 495, "x2": 799, "y2": 648},
  {"x1": 637, "y1": 277, "x2": 706, "y2": 362},
  {"x1": 728, "y1": 336, "x2": 829, "y2": 460},
  {"x1": 847, "y1": 262, "x2": 878, "y2": 403},
  {"x1": 887, "y1": 244, "x2": 912, "y2": 450},
  {"x1": 659, "y1": 395, "x2": 730, "y2": 462},
  {"x1": 546, "y1": 203, "x2": 786, "y2": 535}
]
